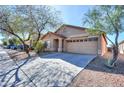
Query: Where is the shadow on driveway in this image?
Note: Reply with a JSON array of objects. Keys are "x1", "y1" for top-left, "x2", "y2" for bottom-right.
[
  {"x1": 0, "y1": 49, "x2": 37, "y2": 87},
  {"x1": 39, "y1": 52, "x2": 96, "y2": 68}
]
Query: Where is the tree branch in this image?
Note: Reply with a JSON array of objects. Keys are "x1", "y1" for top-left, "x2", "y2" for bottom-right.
[
  {"x1": 106, "y1": 35, "x2": 115, "y2": 46},
  {"x1": 106, "y1": 9, "x2": 119, "y2": 32},
  {"x1": 24, "y1": 33, "x2": 31, "y2": 41}
]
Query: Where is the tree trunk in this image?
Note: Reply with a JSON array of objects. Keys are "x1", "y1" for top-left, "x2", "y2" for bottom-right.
[
  {"x1": 110, "y1": 46, "x2": 118, "y2": 66},
  {"x1": 16, "y1": 37, "x2": 29, "y2": 54},
  {"x1": 34, "y1": 32, "x2": 40, "y2": 47},
  {"x1": 110, "y1": 30, "x2": 119, "y2": 67}
]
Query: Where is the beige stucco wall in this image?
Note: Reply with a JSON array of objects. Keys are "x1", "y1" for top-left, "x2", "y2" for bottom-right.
[
  {"x1": 56, "y1": 26, "x2": 89, "y2": 37},
  {"x1": 97, "y1": 35, "x2": 107, "y2": 56},
  {"x1": 101, "y1": 35, "x2": 107, "y2": 55},
  {"x1": 42, "y1": 33, "x2": 62, "y2": 51},
  {"x1": 119, "y1": 43, "x2": 124, "y2": 54},
  {"x1": 63, "y1": 39, "x2": 67, "y2": 52}
]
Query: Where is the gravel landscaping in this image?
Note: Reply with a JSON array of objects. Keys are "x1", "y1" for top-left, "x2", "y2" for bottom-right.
[{"x1": 69, "y1": 52, "x2": 124, "y2": 87}]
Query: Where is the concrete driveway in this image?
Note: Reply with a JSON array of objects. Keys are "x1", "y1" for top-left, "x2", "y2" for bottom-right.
[
  {"x1": 18, "y1": 52, "x2": 96, "y2": 87},
  {"x1": 41, "y1": 52, "x2": 96, "y2": 68},
  {"x1": 0, "y1": 47, "x2": 96, "y2": 87}
]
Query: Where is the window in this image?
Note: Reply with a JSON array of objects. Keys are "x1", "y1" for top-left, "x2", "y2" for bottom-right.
[
  {"x1": 76, "y1": 40, "x2": 79, "y2": 42},
  {"x1": 87, "y1": 38, "x2": 98, "y2": 41},
  {"x1": 67, "y1": 40, "x2": 72, "y2": 42},
  {"x1": 80, "y1": 40, "x2": 83, "y2": 42},
  {"x1": 93, "y1": 38, "x2": 98, "y2": 41},
  {"x1": 46, "y1": 41, "x2": 50, "y2": 48},
  {"x1": 84, "y1": 39, "x2": 87, "y2": 42},
  {"x1": 88, "y1": 38, "x2": 92, "y2": 41},
  {"x1": 73, "y1": 40, "x2": 76, "y2": 42}
]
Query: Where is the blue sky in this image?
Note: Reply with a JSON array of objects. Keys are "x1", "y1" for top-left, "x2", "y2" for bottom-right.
[
  {"x1": 0, "y1": 5, "x2": 124, "y2": 45},
  {"x1": 53, "y1": 5, "x2": 124, "y2": 46},
  {"x1": 53, "y1": 5, "x2": 93, "y2": 26}
]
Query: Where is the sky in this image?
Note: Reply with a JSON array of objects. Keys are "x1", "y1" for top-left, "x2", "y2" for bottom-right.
[
  {"x1": 53, "y1": 5, "x2": 93, "y2": 26},
  {"x1": 0, "y1": 5, "x2": 124, "y2": 46}
]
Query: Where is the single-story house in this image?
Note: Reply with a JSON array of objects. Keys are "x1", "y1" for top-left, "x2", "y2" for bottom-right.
[
  {"x1": 119, "y1": 40, "x2": 124, "y2": 54},
  {"x1": 41, "y1": 24, "x2": 107, "y2": 56}
]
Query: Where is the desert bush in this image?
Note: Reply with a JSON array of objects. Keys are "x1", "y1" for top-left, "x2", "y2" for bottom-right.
[
  {"x1": 8, "y1": 39, "x2": 14, "y2": 45},
  {"x1": 34, "y1": 40, "x2": 45, "y2": 53},
  {"x1": 2, "y1": 40, "x2": 7, "y2": 46},
  {"x1": 12, "y1": 38, "x2": 21, "y2": 45}
]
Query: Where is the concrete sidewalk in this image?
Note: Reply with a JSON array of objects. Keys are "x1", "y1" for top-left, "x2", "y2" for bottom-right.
[{"x1": 0, "y1": 47, "x2": 35, "y2": 87}]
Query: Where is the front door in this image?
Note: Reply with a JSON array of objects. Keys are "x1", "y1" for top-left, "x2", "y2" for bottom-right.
[{"x1": 54, "y1": 39, "x2": 59, "y2": 52}]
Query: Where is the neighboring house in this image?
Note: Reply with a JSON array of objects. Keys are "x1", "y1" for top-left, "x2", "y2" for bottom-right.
[
  {"x1": 41, "y1": 24, "x2": 107, "y2": 56},
  {"x1": 119, "y1": 40, "x2": 124, "y2": 54}
]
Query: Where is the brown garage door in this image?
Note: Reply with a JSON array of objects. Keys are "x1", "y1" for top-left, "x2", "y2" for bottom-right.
[{"x1": 66, "y1": 39, "x2": 98, "y2": 54}]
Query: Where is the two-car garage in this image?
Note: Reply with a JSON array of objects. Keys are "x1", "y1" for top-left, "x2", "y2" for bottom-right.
[{"x1": 66, "y1": 37, "x2": 98, "y2": 55}]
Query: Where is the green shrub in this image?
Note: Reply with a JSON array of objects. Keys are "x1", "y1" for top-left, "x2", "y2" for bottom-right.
[
  {"x1": 2, "y1": 39, "x2": 8, "y2": 46},
  {"x1": 8, "y1": 39, "x2": 14, "y2": 45},
  {"x1": 12, "y1": 38, "x2": 19, "y2": 45},
  {"x1": 7, "y1": 38, "x2": 21, "y2": 45},
  {"x1": 34, "y1": 40, "x2": 45, "y2": 53},
  {"x1": 2, "y1": 40, "x2": 7, "y2": 46}
]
